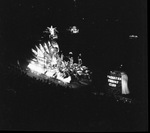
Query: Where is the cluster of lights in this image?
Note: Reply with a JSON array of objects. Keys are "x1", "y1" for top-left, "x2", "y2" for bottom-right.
[
  {"x1": 107, "y1": 75, "x2": 121, "y2": 81},
  {"x1": 107, "y1": 74, "x2": 121, "y2": 88},
  {"x1": 115, "y1": 95, "x2": 132, "y2": 104}
]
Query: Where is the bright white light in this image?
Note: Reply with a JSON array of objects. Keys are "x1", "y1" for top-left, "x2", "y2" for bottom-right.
[
  {"x1": 129, "y1": 35, "x2": 138, "y2": 39},
  {"x1": 121, "y1": 72, "x2": 130, "y2": 94},
  {"x1": 108, "y1": 79, "x2": 119, "y2": 84},
  {"x1": 28, "y1": 62, "x2": 46, "y2": 74},
  {"x1": 109, "y1": 83, "x2": 116, "y2": 87}
]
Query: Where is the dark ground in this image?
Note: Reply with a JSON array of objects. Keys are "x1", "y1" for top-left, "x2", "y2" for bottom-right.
[
  {"x1": 0, "y1": 0, "x2": 148, "y2": 131},
  {"x1": 0, "y1": 64, "x2": 148, "y2": 131}
]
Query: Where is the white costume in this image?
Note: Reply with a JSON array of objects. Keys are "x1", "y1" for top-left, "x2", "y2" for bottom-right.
[{"x1": 121, "y1": 72, "x2": 130, "y2": 94}]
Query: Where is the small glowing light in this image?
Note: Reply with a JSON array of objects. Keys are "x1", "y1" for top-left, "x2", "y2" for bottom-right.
[
  {"x1": 107, "y1": 75, "x2": 121, "y2": 80},
  {"x1": 108, "y1": 79, "x2": 119, "y2": 84},
  {"x1": 129, "y1": 35, "x2": 138, "y2": 39},
  {"x1": 69, "y1": 52, "x2": 73, "y2": 55},
  {"x1": 68, "y1": 26, "x2": 79, "y2": 34},
  {"x1": 121, "y1": 72, "x2": 130, "y2": 94}
]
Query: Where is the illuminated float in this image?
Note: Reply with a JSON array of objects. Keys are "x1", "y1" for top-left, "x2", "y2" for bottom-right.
[{"x1": 26, "y1": 26, "x2": 92, "y2": 88}]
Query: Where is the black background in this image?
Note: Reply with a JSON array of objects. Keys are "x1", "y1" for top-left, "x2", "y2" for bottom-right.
[{"x1": 0, "y1": 0, "x2": 148, "y2": 131}]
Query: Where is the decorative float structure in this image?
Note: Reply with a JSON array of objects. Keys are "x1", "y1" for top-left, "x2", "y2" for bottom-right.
[
  {"x1": 26, "y1": 26, "x2": 92, "y2": 88},
  {"x1": 67, "y1": 26, "x2": 79, "y2": 34}
]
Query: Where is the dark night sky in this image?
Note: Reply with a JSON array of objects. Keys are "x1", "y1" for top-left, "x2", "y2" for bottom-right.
[
  {"x1": 0, "y1": 0, "x2": 148, "y2": 131},
  {"x1": 0, "y1": 0, "x2": 147, "y2": 93}
]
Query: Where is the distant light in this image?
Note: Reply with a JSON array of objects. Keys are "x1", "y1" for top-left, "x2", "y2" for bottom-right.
[
  {"x1": 68, "y1": 26, "x2": 79, "y2": 34},
  {"x1": 129, "y1": 35, "x2": 138, "y2": 39}
]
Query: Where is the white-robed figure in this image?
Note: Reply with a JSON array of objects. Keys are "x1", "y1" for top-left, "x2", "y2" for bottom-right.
[
  {"x1": 121, "y1": 72, "x2": 130, "y2": 94},
  {"x1": 44, "y1": 26, "x2": 58, "y2": 39}
]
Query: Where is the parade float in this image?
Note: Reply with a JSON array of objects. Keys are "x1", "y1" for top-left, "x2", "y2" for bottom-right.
[{"x1": 26, "y1": 26, "x2": 92, "y2": 88}]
